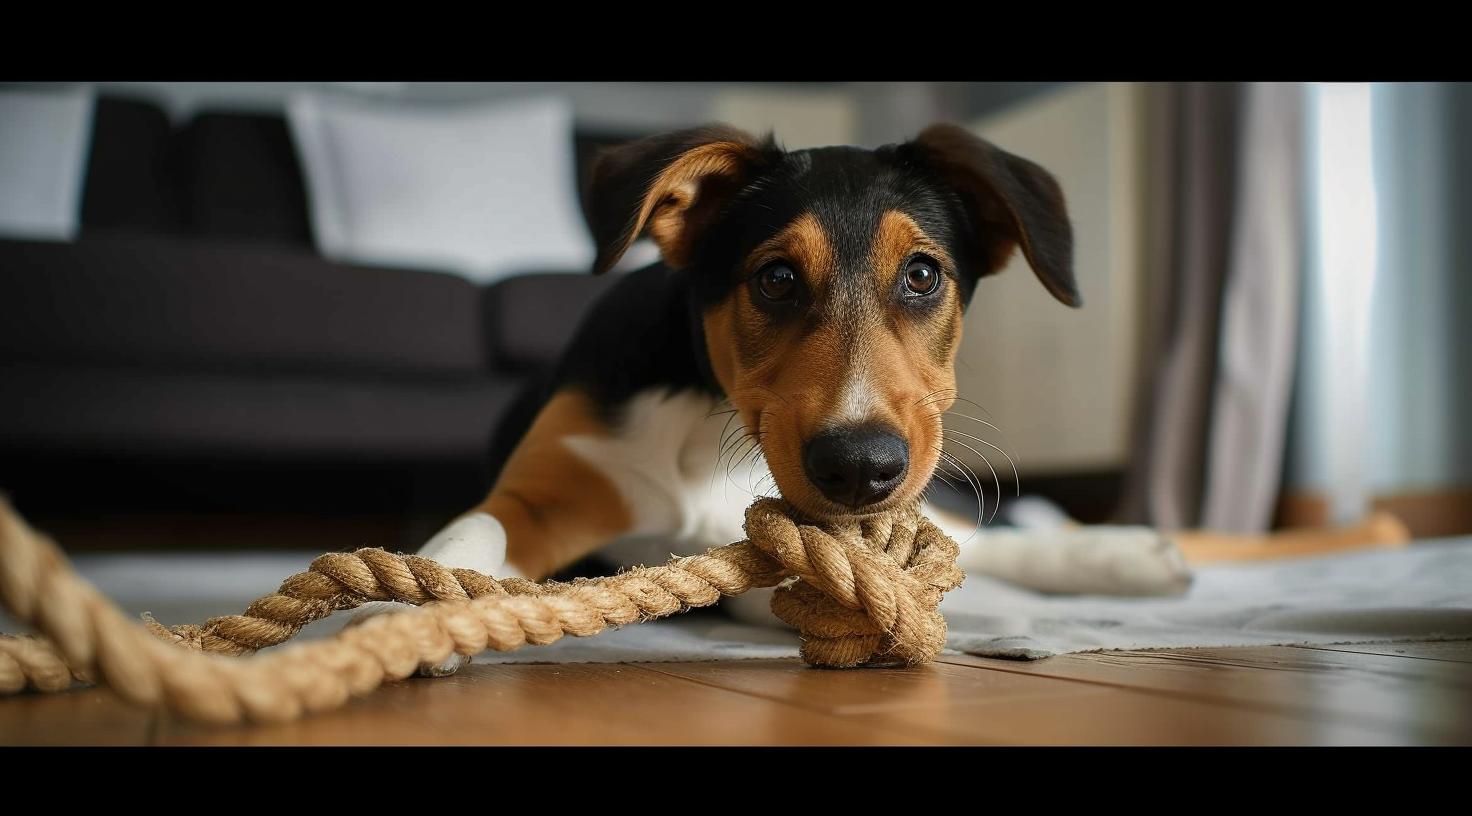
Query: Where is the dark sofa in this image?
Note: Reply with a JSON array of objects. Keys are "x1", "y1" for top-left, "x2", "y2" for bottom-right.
[{"x1": 0, "y1": 95, "x2": 628, "y2": 523}]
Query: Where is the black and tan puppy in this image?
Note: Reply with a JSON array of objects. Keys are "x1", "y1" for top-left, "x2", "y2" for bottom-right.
[{"x1": 387, "y1": 123, "x2": 1189, "y2": 668}]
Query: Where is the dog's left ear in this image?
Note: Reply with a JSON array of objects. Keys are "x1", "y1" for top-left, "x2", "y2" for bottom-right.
[
  {"x1": 588, "y1": 125, "x2": 777, "y2": 274},
  {"x1": 901, "y1": 124, "x2": 1080, "y2": 307}
]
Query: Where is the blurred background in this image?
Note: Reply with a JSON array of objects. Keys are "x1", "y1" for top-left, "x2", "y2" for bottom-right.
[{"x1": 0, "y1": 81, "x2": 1468, "y2": 553}]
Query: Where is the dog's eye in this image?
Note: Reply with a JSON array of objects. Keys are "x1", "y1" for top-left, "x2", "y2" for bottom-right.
[
  {"x1": 904, "y1": 257, "x2": 941, "y2": 296},
  {"x1": 756, "y1": 263, "x2": 798, "y2": 302}
]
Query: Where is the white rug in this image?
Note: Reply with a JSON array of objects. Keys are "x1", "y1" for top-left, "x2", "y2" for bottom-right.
[{"x1": 4, "y1": 537, "x2": 1470, "y2": 663}]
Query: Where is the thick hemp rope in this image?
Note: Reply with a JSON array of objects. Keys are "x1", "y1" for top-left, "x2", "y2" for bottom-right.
[{"x1": 0, "y1": 494, "x2": 962, "y2": 725}]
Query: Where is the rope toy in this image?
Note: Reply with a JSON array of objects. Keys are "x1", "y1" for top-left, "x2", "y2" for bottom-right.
[{"x1": 0, "y1": 494, "x2": 962, "y2": 725}]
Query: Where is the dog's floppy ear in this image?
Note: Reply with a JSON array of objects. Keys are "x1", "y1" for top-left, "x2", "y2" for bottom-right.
[
  {"x1": 902, "y1": 124, "x2": 1080, "y2": 307},
  {"x1": 588, "y1": 125, "x2": 776, "y2": 274}
]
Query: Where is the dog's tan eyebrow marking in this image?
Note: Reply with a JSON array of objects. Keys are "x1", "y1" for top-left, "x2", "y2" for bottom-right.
[
  {"x1": 745, "y1": 212, "x2": 836, "y2": 291},
  {"x1": 867, "y1": 210, "x2": 962, "y2": 370},
  {"x1": 868, "y1": 210, "x2": 953, "y2": 289},
  {"x1": 727, "y1": 212, "x2": 839, "y2": 372}
]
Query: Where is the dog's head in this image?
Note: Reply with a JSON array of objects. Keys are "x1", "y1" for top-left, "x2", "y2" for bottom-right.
[{"x1": 588, "y1": 124, "x2": 1077, "y2": 520}]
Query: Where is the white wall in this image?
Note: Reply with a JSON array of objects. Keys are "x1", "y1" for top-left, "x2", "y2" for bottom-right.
[{"x1": 712, "y1": 88, "x2": 856, "y2": 149}]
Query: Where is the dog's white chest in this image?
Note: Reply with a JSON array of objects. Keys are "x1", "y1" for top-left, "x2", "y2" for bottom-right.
[{"x1": 560, "y1": 388, "x2": 769, "y2": 566}]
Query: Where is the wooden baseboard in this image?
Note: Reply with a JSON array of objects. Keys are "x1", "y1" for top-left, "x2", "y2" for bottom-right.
[{"x1": 1276, "y1": 488, "x2": 1472, "y2": 539}]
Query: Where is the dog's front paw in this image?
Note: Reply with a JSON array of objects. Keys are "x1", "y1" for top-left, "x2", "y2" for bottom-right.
[
  {"x1": 418, "y1": 652, "x2": 472, "y2": 677},
  {"x1": 1074, "y1": 527, "x2": 1194, "y2": 597},
  {"x1": 956, "y1": 526, "x2": 1194, "y2": 597},
  {"x1": 419, "y1": 512, "x2": 517, "y2": 579},
  {"x1": 345, "y1": 600, "x2": 473, "y2": 678},
  {"x1": 340, "y1": 512, "x2": 516, "y2": 679}
]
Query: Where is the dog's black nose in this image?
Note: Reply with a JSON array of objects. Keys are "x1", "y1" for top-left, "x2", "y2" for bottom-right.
[{"x1": 802, "y1": 426, "x2": 910, "y2": 509}]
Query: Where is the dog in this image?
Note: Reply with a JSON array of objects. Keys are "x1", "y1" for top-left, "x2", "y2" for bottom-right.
[{"x1": 367, "y1": 123, "x2": 1193, "y2": 673}]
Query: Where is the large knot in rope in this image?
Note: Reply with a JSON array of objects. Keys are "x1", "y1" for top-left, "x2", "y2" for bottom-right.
[{"x1": 744, "y1": 498, "x2": 964, "y2": 667}]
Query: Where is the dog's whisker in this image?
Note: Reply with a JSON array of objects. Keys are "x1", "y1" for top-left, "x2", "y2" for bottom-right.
[
  {"x1": 726, "y1": 434, "x2": 758, "y2": 474},
  {"x1": 732, "y1": 436, "x2": 766, "y2": 475},
  {"x1": 724, "y1": 435, "x2": 765, "y2": 498},
  {"x1": 930, "y1": 469, "x2": 964, "y2": 495},
  {"x1": 741, "y1": 408, "x2": 779, "y2": 497},
  {"x1": 742, "y1": 443, "x2": 766, "y2": 495},
  {"x1": 916, "y1": 387, "x2": 961, "y2": 409},
  {"x1": 937, "y1": 449, "x2": 984, "y2": 519},
  {"x1": 712, "y1": 411, "x2": 740, "y2": 454},
  {"x1": 721, "y1": 437, "x2": 752, "y2": 503},
  {"x1": 945, "y1": 455, "x2": 987, "y2": 542},
  {"x1": 717, "y1": 430, "x2": 749, "y2": 466},
  {"x1": 714, "y1": 430, "x2": 759, "y2": 500},
  {"x1": 924, "y1": 409, "x2": 1024, "y2": 487},
  {"x1": 913, "y1": 387, "x2": 957, "y2": 408},
  {"x1": 944, "y1": 426, "x2": 1021, "y2": 495},
  {"x1": 933, "y1": 447, "x2": 984, "y2": 544},
  {"x1": 747, "y1": 450, "x2": 771, "y2": 494},
  {"x1": 942, "y1": 434, "x2": 1004, "y2": 526},
  {"x1": 702, "y1": 396, "x2": 737, "y2": 418},
  {"x1": 930, "y1": 467, "x2": 960, "y2": 486},
  {"x1": 934, "y1": 448, "x2": 984, "y2": 527},
  {"x1": 715, "y1": 424, "x2": 753, "y2": 489},
  {"x1": 946, "y1": 395, "x2": 998, "y2": 422},
  {"x1": 709, "y1": 394, "x2": 775, "y2": 494},
  {"x1": 718, "y1": 413, "x2": 749, "y2": 448},
  {"x1": 941, "y1": 410, "x2": 1010, "y2": 442},
  {"x1": 922, "y1": 408, "x2": 1009, "y2": 441}
]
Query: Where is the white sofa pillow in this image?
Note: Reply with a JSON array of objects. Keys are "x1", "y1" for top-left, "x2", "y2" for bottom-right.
[
  {"x1": 287, "y1": 92, "x2": 595, "y2": 283},
  {"x1": 0, "y1": 85, "x2": 96, "y2": 242}
]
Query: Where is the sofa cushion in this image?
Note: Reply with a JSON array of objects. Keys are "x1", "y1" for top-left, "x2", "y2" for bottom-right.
[
  {"x1": 0, "y1": 362, "x2": 521, "y2": 461},
  {"x1": 79, "y1": 95, "x2": 185, "y2": 237},
  {"x1": 0, "y1": 237, "x2": 486, "y2": 378},
  {"x1": 177, "y1": 110, "x2": 314, "y2": 246},
  {"x1": 286, "y1": 92, "x2": 594, "y2": 284}
]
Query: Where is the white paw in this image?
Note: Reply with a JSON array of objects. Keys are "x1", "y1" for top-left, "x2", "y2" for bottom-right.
[
  {"x1": 418, "y1": 652, "x2": 472, "y2": 677},
  {"x1": 344, "y1": 601, "x2": 472, "y2": 677},
  {"x1": 418, "y1": 512, "x2": 520, "y2": 578},
  {"x1": 1059, "y1": 526, "x2": 1194, "y2": 596},
  {"x1": 956, "y1": 526, "x2": 1194, "y2": 597},
  {"x1": 342, "y1": 512, "x2": 519, "y2": 678}
]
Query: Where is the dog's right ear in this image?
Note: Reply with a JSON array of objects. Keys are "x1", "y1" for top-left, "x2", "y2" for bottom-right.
[
  {"x1": 900, "y1": 124, "x2": 1080, "y2": 307},
  {"x1": 588, "y1": 125, "x2": 776, "y2": 274}
]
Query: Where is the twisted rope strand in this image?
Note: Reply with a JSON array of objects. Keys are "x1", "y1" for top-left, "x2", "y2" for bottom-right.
[
  {"x1": 141, "y1": 550, "x2": 552, "y2": 655},
  {"x1": 0, "y1": 496, "x2": 962, "y2": 724}
]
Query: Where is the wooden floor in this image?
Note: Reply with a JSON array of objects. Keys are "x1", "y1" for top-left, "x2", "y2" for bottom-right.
[{"x1": 4, "y1": 640, "x2": 1470, "y2": 745}]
